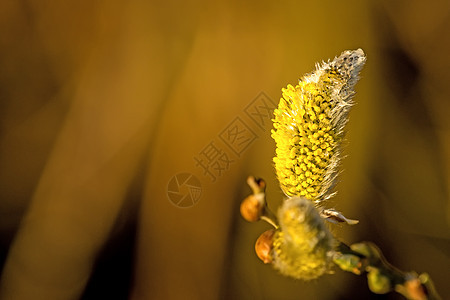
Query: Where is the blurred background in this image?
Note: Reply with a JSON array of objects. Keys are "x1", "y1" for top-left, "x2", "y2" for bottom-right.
[{"x1": 0, "y1": 0, "x2": 449, "y2": 299}]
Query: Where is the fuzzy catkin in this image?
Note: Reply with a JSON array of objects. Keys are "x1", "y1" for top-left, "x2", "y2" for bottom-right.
[
  {"x1": 271, "y1": 197, "x2": 335, "y2": 280},
  {"x1": 272, "y1": 49, "x2": 366, "y2": 202}
]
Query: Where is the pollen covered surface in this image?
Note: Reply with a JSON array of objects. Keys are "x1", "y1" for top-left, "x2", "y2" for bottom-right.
[{"x1": 272, "y1": 49, "x2": 366, "y2": 202}]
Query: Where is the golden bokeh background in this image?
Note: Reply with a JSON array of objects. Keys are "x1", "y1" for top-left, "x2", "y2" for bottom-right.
[{"x1": 0, "y1": 1, "x2": 449, "y2": 299}]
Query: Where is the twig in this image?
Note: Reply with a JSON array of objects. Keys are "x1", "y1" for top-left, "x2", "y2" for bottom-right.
[{"x1": 333, "y1": 241, "x2": 441, "y2": 300}]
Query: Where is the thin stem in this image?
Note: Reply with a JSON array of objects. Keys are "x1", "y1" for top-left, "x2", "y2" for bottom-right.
[
  {"x1": 334, "y1": 241, "x2": 441, "y2": 300},
  {"x1": 260, "y1": 215, "x2": 278, "y2": 229}
]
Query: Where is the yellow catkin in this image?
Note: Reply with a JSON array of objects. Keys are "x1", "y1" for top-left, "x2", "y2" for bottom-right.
[
  {"x1": 271, "y1": 197, "x2": 335, "y2": 280},
  {"x1": 272, "y1": 49, "x2": 366, "y2": 203}
]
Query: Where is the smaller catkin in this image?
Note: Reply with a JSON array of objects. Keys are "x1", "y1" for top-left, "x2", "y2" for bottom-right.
[
  {"x1": 271, "y1": 197, "x2": 335, "y2": 280},
  {"x1": 272, "y1": 49, "x2": 366, "y2": 202}
]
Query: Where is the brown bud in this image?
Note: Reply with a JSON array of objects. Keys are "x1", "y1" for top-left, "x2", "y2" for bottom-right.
[
  {"x1": 240, "y1": 193, "x2": 264, "y2": 222},
  {"x1": 255, "y1": 229, "x2": 275, "y2": 264},
  {"x1": 404, "y1": 278, "x2": 427, "y2": 300},
  {"x1": 247, "y1": 176, "x2": 266, "y2": 194}
]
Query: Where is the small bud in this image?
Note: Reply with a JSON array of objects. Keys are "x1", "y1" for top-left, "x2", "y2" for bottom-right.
[
  {"x1": 247, "y1": 176, "x2": 266, "y2": 194},
  {"x1": 333, "y1": 253, "x2": 363, "y2": 275},
  {"x1": 367, "y1": 268, "x2": 392, "y2": 294},
  {"x1": 402, "y1": 277, "x2": 427, "y2": 300},
  {"x1": 240, "y1": 193, "x2": 265, "y2": 222},
  {"x1": 255, "y1": 229, "x2": 275, "y2": 264},
  {"x1": 351, "y1": 242, "x2": 382, "y2": 262}
]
